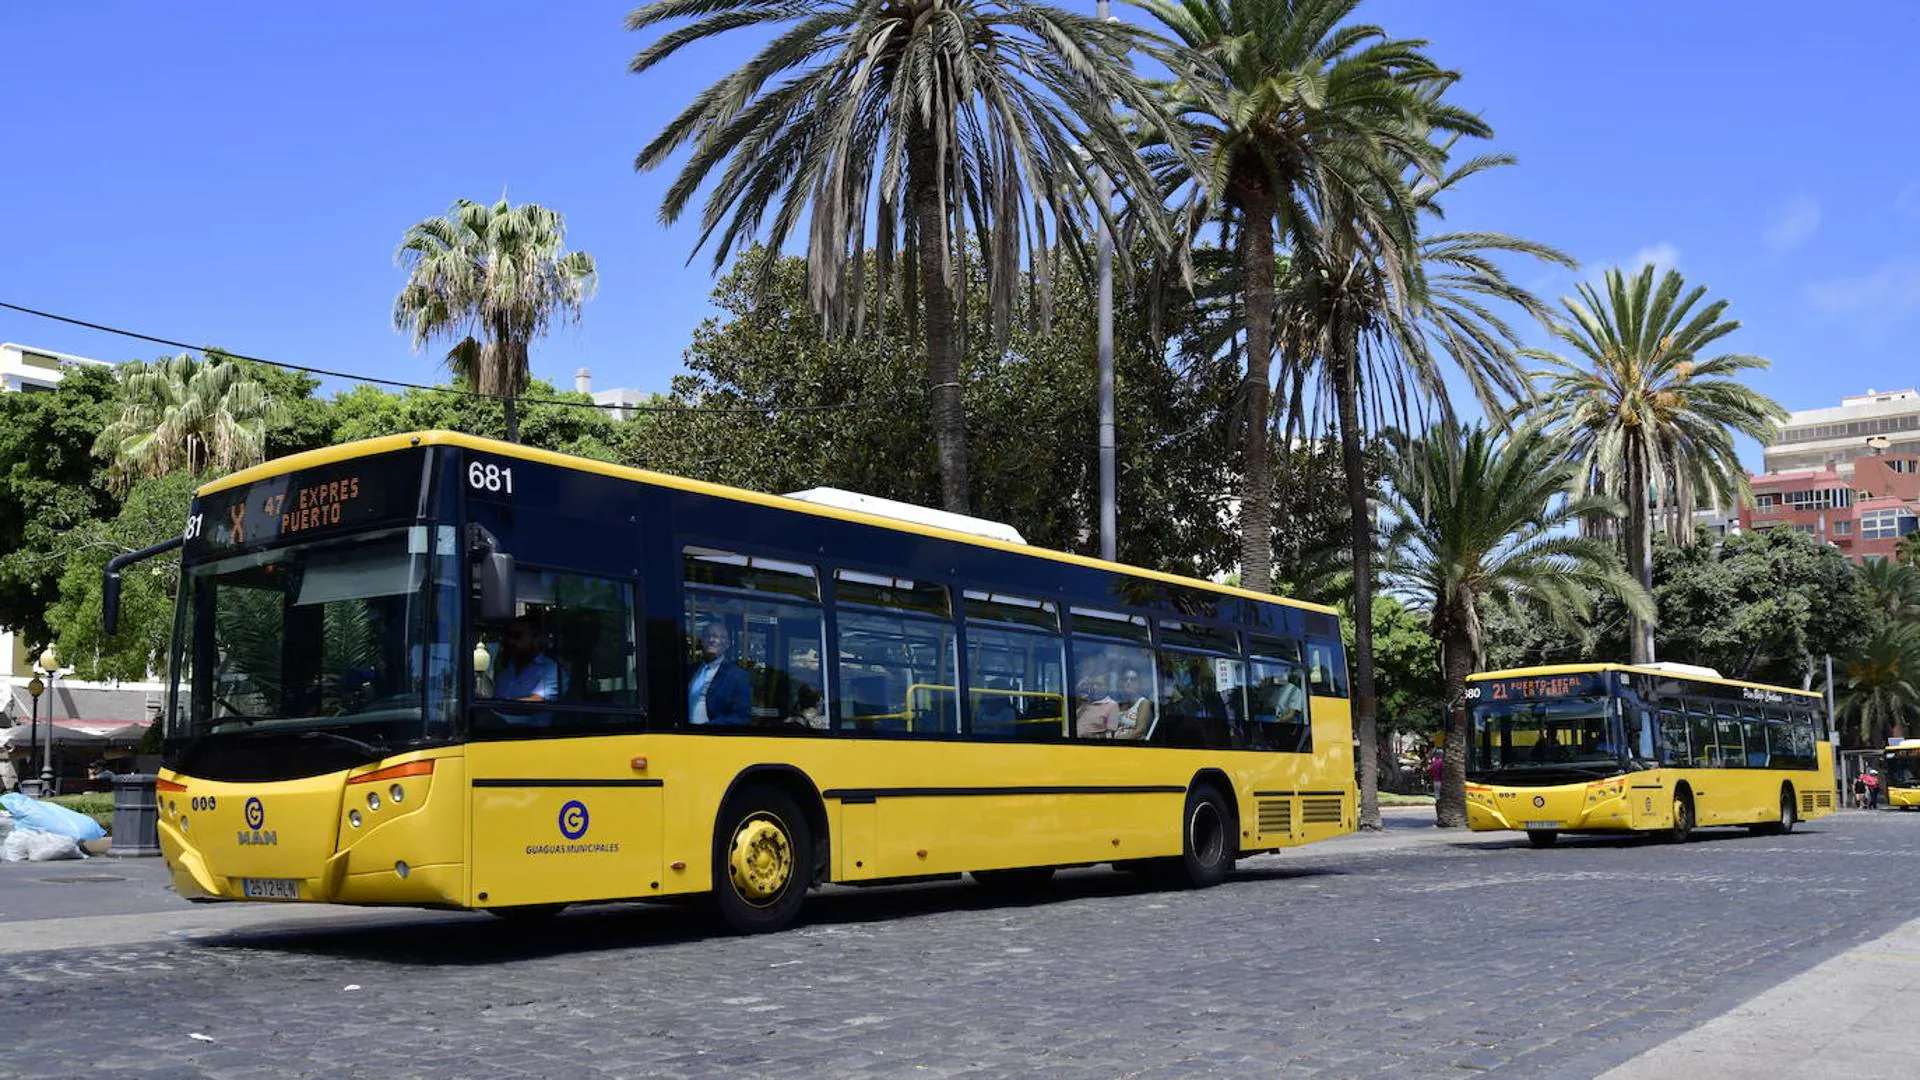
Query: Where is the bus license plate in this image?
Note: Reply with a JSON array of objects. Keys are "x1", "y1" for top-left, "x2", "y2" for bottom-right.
[
  {"x1": 1523, "y1": 820, "x2": 1560, "y2": 829},
  {"x1": 242, "y1": 878, "x2": 299, "y2": 900}
]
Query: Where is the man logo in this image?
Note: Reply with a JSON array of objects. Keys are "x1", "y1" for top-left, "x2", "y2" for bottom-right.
[
  {"x1": 559, "y1": 800, "x2": 590, "y2": 840},
  {"x1": 1532, "y1": 795, "x2": 1547, "y2": 808},
  {"x1": 238, "y1": 796, "x2": 277, "y2": 846}
]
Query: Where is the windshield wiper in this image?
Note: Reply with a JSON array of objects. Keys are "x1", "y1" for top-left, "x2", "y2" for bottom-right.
[{"x1": 300, "y1": 730, "x2": 385, "y2": 758}]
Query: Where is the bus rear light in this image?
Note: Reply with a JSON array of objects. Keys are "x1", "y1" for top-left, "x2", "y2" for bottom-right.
[{"x1": 347, "y1": 760, "x2": 434, "y2": 785}]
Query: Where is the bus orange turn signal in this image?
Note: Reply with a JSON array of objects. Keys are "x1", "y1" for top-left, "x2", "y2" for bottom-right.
[
  {"x1": 347, "y1": 760, "x2": 434, "y2": 785},
  {"x1": 155, "y1": 778, "x2": 188, "y2": 793}
]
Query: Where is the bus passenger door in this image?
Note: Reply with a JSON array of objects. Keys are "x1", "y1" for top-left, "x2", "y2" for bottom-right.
[{"x1": 466, "y1": 740, "x2": 664, "y2": 908}]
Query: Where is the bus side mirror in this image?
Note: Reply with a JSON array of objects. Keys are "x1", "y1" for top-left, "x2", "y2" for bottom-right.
[{"x1": 479, "y1": 551, "x2": 516, "y2": 622}]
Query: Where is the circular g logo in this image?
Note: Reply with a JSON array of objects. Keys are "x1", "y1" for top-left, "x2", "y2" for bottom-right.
[
  {"x1": 245, "y1": 797, "x2": 265, "y2": 830},
  {"x1": 558, "y1": 800, "x2": 589, "y2": 840}
]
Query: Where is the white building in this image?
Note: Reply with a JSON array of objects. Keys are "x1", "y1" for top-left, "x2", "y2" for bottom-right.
[
  {"x1": 1763, "y1": 388, "x2": 1920, "y2": 479},
  {"x1": 574, "y1": 367, "x2": 659, "y2": 421},
  {"x1": 0, "y1": 341, "x2": 113, "y2": 394}
]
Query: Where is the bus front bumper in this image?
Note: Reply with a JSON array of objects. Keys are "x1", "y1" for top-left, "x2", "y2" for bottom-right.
[{"x1": 1465, "y1": 780, "x2": 1631, "y2": 834}]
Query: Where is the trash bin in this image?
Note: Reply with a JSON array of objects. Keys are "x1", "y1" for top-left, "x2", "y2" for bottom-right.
[{"x1": 108, "y1": 773, "x2": 161, "y2": 857}]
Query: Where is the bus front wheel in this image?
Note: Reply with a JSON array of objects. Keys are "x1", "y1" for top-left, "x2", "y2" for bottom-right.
[
  {"x1": 1167, "y1": 786, "x2": 1233, "y2": 889},
  {"x1": 1668, "y1": 791, "x2": 1695, "y2": 843},
  {"x1": 712, "y1": 785, "x2": 812, "y2": 934}
]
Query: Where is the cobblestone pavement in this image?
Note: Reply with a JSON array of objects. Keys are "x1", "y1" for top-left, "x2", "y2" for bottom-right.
[{"x1": 4, "y1": 808, "x2": 1915, "y2": 1079}]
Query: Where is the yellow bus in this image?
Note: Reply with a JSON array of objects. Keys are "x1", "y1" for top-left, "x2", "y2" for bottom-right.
[
  {"x1": 105, "y1": 431, "x2": 1356, "y2": 932},
  {"x1": 1462, "y1": 663, "x2": 1835, "y2": 846},
  {"x1": 1883, "y1": 739, "x2": 1920, "y2": 809}
]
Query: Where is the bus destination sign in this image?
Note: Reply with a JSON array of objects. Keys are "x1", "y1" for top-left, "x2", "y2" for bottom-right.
[
  {"x1": 1471, "y1": 672, "x2": 1607, "y2": 702},
  {"x1": 186, "y1": 453, "x2": 421, "y2": 555}
]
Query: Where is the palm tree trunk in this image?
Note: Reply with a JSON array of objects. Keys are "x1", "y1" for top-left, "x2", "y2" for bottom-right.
[
  {"x1": 908, "y1": 122, "x2": 971, "y2": 515},
  {"x1": 1625, "y1": 443, "x2": 1654, "y2": 664},
  {"x1": 1436, "y1": 620, "x2": 1474, "y2": 828},
  {"x1": 1332, "y1": 348, "x2": 1381, "y2": 830},
  {"x1": 503, "y1": 395, "x2": 521, "y2": 444},
  {"x1": 1236, "y1": 185, "x2": 1278, "y2": 593}
]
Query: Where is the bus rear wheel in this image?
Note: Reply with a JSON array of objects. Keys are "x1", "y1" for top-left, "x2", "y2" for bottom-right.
[
  {"x1": 1526, "y1": 829, "x2": 1559, "y2": 847},
  {"x1": 1753, "y1": 789, "x2": 1797, "y2": 836},
  {"x1": 712, "y1": 785, "x2": 812, "y2": 934},
  {"x1": 1668, "y1": 791, "x2": 1694, "y2": 843},
  {"x1": 1166, "y1": 786, "x2": 1233, "y2": 889}
]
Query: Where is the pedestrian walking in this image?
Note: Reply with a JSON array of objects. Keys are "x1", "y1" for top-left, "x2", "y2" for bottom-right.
[
  {"x1": 1865, "y1": 768, "x2": 1882, "y2": 810},
  {"x1": 1853, "y1": 771, "x2": 1869, "y2": 809}
]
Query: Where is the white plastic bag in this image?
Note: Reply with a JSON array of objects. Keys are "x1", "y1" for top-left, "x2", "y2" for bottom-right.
[{"x1": 0, "y1": 826, "x2": 83, "y2": 862}]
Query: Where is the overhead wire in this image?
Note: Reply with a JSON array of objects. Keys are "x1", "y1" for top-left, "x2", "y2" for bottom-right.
[{"x1": 0, "y1": 299, "x2": 874, "y2": 415}]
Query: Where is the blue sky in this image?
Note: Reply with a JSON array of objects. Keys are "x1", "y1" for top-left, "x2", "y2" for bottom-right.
[{"x1": 4, "y1": 2, "x2": 1917, "y2": 468}]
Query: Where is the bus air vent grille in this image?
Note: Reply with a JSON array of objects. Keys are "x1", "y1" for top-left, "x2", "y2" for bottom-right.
[
  {"x1": 1301, "y1": 797, "x2": 1343, "y2": 824},
  {"x1": 1257, "y1": 799, "x2": 1292, "y2": 834},
  {"x1": 1802, "y1": 792, "x2": 1817, "y2": 815},
  {"x1": 1814, "y1": 791, "x2": 1832, "y2": 809}
]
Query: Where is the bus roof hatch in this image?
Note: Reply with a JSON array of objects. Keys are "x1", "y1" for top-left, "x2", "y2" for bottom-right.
[{"x1": 783, "y1": 488, "x2": 1027, "y2": 545}]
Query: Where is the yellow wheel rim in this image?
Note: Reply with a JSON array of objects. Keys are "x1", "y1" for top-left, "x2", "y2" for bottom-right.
[{"x1": 728, "y1": 815, "x2": 794, "y2": 905}]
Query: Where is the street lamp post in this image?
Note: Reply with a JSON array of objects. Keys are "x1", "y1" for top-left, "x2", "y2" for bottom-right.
[
  {"x1": 37, "y1": 647, "x2": 57, "y2": 795},
  {"x1": 1095, "y1": 0, "x2": 1116, "y2": 563},
  {"x1": 24, "y1": 675, "x2": 44, "y2": 796}
]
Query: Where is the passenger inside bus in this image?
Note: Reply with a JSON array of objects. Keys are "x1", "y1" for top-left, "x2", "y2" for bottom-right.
[
  {"x1": 1529, "y1": 730, "x2": 1568, "y2": 762},
  {"x1": 1114, "y1": 668, "x2": 1155, "y2": 740},
  {"x1": 687, "y1": 616, "x2": 753, "y2": 726}
]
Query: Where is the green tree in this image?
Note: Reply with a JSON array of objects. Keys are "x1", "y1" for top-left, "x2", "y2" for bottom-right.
[
  {"x1": 1529, "y1": 264, "x2": 1788, "y2": 665},
  {"x1": 622, "y1": 246, "x2": 1243, "y2": 574},
  {"x1": 330, "y1": 379, "x2": 619, "y2": 460},
  {"x1": 1133, "y1": 0, "x2": 1475, "y2": 595},
  {"x1": 1365, "y1": 593, "x2": 1443, "y2": 755},
  {"x1": 1381, "y1": 422, "x2": 1649, "y2": 827},
  {"x1": 93, "y1": 352, "x2": 289, "y2": 492},
  {"x1": 1837, "y1": 621, "x2": 1920, "y2": 747},
  {"x1": 627, "y1": 0, "x2": 1181, "y2": 516},
  {"x1": 0, "y1": 365, "x2": 121, "y2": 648},
  {"x1": 47, "y1": 471, "x2": 200, "y2": 681},
  {"x1": 393, "y1": 198, "x2": 598, "y2": 444},
  {"x1": 1482, "y1": 529, "x2": 1872, "y2": 689}
]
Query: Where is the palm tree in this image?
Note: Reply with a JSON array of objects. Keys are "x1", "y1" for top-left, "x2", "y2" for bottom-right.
[
  {"x1": 628, "y1": 0, "x2": 1180, "y2": 515},
  {"x1": 1132, "y1": 0, "x2": 1475, "y2": 593},
  {"x1": 1530, "y1": 264, "x2": 1788, "y2": 665},
  {"x1": 393, "y1": 198, "x2": 598, "y2": 443},
  {"x1": 1282, "y1": 150, "x2": 1573, "y2": 828},
  {"x1": 1382, "y1": 421, "x2": 1651, "y2": 826},
  {"x1": 1858, "y1": 557, "x2": 1920, "y2": 622},
  {"x1": 94, "y1": 352, "x2": 288, "y2": 491},
  {"x1": 1838, "y1": 621, "x2": 1920, "y2": 746},
  {"x1": 1896, "y1": 532, "x2": 1920, "y2": 569}
]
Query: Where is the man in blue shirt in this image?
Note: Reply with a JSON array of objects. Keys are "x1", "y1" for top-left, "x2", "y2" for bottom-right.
[
  {"x1": 688, "y1": 618, "x2": 753, "y2": 726},
  {"x1": 494, "y1": 617, "x2": 560, "y2": 702}
]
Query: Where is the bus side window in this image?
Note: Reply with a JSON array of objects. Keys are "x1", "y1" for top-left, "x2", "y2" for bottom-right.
[
  {"x1": 1305, "y1": 637, "x2": 1348, "y2": 697},
  {"x1": 1659, "y1": 709, "x2": 1691, "y2": 766},
  {"x1": 833, "y1": 570, "x2": 957, "y2": 736},
  {"x1": 682, "y1": 548, "x2": 827, "y2": 730},
  {"x1": 1631, "y1": 707, "x2": 1655, "y2": 760}
]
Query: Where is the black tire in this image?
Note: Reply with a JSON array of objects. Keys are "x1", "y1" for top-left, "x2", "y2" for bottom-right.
[
  {"x1": 1526, "y1": 829, "x2": 1559, "y2": 847},
  {"x1": 1776, "y1": 788, "x2": 1797, "y2": 834},
  {"x1": 971, "y1": 867, "x2": 1056, "y2": 895},
  {"x1": 1668, "y1": 790, "x2": 1695, "y2": 843},
  {"x1": 711, "y1": 785, "x2": 812, "y2": 934},
  {"x1": 485, "y1": 903, "x2": 567, "y2": 920},
  {"x1": 1167, "y1": 785, "x2": 1233, "y2": 889}
]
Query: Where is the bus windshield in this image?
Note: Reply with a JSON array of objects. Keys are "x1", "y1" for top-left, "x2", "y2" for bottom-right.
[
  {"x1": 169, "y1": 525, "x2": 459, "y2": 769},
  {"x1": 1885, "y1": 750, "x2": 1920, "y2": 790},
  {"x1": 1469, "y1": 695, "x2": 1623, "y2": 779}
]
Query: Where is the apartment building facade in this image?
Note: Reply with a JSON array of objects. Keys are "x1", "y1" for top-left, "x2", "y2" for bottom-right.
[{"x1": 1740, "y1": 388, "x2": 1920, "y2": 562}]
